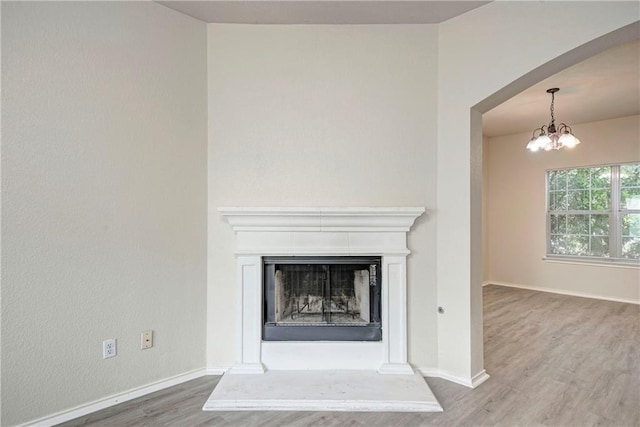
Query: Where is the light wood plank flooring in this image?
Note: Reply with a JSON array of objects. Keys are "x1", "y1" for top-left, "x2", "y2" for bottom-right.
[{"x1": 61, "y1": 285, "x2": 639, "y2": 426}]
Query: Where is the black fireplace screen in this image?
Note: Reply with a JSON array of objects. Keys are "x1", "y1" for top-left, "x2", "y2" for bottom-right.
[{"x1": 263, "y1": 256, "x2": 382, "y2": 341}]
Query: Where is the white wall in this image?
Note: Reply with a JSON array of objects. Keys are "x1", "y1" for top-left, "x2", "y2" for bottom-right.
[
  {"x1": 437, "y1": 2, "x2": 639, "y2": 381},
  {"x1": 485, "y1": 115, "x2": 640, "y2": 303},
  {"x1": 207, "y1": 24, "x2": 439, "y2": 370},
  {"x1": 482, "y1": 136, "x2": 490, "y2": 283},
  {"x1": 1, "y1": 3, "x2": 207, "y2": 425}
]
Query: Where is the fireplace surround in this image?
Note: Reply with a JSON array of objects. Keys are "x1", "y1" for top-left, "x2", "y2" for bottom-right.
[{"x1": 218, "y1": 206, "x2": 424, "y2": 373}]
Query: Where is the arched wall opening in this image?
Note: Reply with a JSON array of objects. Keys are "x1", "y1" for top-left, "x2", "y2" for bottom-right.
[
  {"x1": 436, "y1": 0, "x2": 639, "y2": 385},
  {"x1": 472, "y1": 19, "x2": 639, "y2": 378},
  {"x1": 474, "y1": 22, "x2": 639, "y2": 383}
]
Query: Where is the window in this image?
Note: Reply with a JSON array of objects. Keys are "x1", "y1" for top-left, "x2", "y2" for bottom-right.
[{"x1": 547, "y1": 162, "x2": 640, "y2": 264}]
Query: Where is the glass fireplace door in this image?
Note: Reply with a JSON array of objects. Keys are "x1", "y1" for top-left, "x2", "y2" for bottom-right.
[{"x1": 263, "y1": 256, "x2": 382, "y2": 341}]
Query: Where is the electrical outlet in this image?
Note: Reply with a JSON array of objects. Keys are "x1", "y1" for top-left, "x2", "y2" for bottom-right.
[
  {"x1": 141, "y1": 330, "x2": 153, "y2": 349},
  {"x1": 103, "y1": 339, "x2": 116, "y2": 359}
]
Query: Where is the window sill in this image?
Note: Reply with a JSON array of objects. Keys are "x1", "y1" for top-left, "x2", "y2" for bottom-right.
[{"x1": 543, "y1": 257, "x2": 640, "y2": 269}]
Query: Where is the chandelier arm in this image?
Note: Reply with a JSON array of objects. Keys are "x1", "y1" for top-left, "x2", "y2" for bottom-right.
[
  {"x1": 558, "y1": 123, "x2": 572, "y2": 133},
  {"x1": 531, "y1": 126, "x2": 544, "y2": 137}
]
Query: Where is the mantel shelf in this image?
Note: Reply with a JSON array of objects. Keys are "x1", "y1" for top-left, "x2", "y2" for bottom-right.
[{"x1": 218, "y1": 207, "x2": 426, "y2": 232}]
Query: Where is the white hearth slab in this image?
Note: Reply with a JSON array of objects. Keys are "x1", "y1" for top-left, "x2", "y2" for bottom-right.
[{"x1": 202, "y1": 370, "x2": 442, "y2": 412}]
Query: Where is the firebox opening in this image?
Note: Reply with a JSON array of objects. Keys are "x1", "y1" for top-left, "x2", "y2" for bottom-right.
[{"x1": 263, "y1": 256, "x2": 382, "y2": 341}]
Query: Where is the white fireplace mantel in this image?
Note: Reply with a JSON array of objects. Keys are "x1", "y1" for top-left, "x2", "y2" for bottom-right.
[
  {"x1": 218, "y1": 206, "x2": 425, "y2": 375},
  {"x1": 218, "y1": 207, "x2": 425, "y2": 232},
  {"x1": 219, "y1": 207, "x2": 425, "y2": 257}
]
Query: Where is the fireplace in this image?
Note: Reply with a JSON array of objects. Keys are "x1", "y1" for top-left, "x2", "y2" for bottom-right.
[
  {"x1": 263, "y1": 256, "x2": 382, "y2": 341},
  {"x1": 204, "y1": 207, "x2": 443, "y2": 413}
]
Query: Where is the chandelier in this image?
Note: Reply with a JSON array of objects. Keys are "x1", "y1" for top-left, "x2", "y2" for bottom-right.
[{"x1": 526, "y1": 88, "x2": 580, "y2": 152}]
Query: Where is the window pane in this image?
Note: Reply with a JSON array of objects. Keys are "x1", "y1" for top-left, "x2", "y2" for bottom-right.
[
  {"x1": 621, "y1": 187, "x2": 640, "y2": 210},
  {"x1": 566, "y1": 235, "x2": 589, "y2": 256},
  {"x1": 590, "y1": 236, "x2": 609, "y2": 257},
  {"x1": 590, "y1": 167, "x2": 611, "y2": 189},
  {"x1": 567, "y1": 168, "x2": 590, "y2": 190},
  {"x1": 622, "y1": 214, "x2": 640, "y2": 237},
  {"x1": 567, "y1": 190, "x2": 589, "y2": 210},
  {"x1": 620, "y1": 164, "x2": 640, "y2": 188},
  {"x1": 551, "y1": 235, "x2": 589, "y2": 256},
  {"x1": 590, "y1": 189, "x2": 611, "y2": 210},
  {"x1": 550, "y1": 214, "x2": 566, "y2": 234},
  {"x1": 567, "y1": 214, "x2": 589, "y2": 235},
  {"x1": 549, "y1": 170, "x2": 567, "y2": 191},
  {"x1": 550, "y1": 235, "x2": 591, "y2": 256},
  {"x1": 621, "y1": 237, "x2": 640, "y2": 259},
  {"x1": 550, "y1": 235, "x2": 566, "y2": 255},
  {"x1": 590, "y1": 214, "x2": 609, "y2": 236},
  {"x1": 549, "y1": 191, "x2": 567, "y2": 211}
]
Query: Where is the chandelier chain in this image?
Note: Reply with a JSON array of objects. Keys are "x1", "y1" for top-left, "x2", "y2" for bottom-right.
[{"x1": 549, "y1": 91, "x2": 555, "y2": 126}]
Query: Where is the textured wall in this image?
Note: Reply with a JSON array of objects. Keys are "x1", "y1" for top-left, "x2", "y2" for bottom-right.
[
  {"x1": 1, "y1": 2, "x2": 207, "y2": 425},
  {"x1": 486, "y1": 115, "x2": 640, "y2": 303},
  {"x1": 207, "y1": 24, "x2": 440, "y2": 371}
]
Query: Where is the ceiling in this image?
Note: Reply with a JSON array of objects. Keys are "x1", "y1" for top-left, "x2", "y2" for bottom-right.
[
  {"x1": 483, "y1": 39, "x2": 640, "y2": 137},
  {"x1": 156, "y1": 1, "x2": 490, "y2": 24}
]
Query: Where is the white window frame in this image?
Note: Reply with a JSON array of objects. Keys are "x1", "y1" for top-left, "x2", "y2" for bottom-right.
[{"x1": 546, "y1": 162, "x2": 640, "y2": 266}]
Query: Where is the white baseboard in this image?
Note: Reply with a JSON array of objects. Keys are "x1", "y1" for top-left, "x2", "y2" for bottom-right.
[
  {"x1": 205, "y1": 366, "x2": 230, "y2": 375},
  {"x1": 471, "y1": 369, "x2": 490, "y2": 388},
  {"x1": 19, "y1": 368, "x2": 208, "y2": 427},
  {"x1": 416, "y1": 367, "x2": 489, "y2": 389},
  {"x1": 486, "y1": 281, "x2": 639, "y2": 305}
]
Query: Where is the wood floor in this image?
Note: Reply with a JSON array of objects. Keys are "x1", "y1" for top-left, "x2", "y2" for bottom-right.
[{"x1": 61, "y1": 285, "x2": 639, "y2": 426}]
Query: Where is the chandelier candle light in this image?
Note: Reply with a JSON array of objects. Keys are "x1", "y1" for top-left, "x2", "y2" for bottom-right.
[{"x1": 526, "y1": 88, "x2": 581, "y2": 152}]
